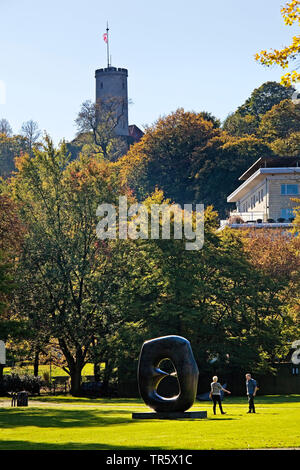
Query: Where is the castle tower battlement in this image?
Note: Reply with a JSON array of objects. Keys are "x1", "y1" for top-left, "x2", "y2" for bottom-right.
[{"x1": 95, "y1": 66, "x2": 129, "y2": 137}]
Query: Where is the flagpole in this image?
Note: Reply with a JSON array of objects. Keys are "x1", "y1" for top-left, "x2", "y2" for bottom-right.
[{"x1": 106, "y1": 22, "x2": 110, "y2": 68}]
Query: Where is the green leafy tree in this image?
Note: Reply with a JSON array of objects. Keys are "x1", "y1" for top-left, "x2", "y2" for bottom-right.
[
  {"x1": 185, "y1": 134, "x2": 271, "y2": 216},
  {"x1": 117, "y1": 109, "x2": 272, "y2": 217},
  {"x1": 0, "y1": 194, "x2": 27, "y2": 378},
  {"x1": 199, "y1": 111, "x2": 221, "y2": 128},
  {"x1": 0, "y1": 133, "x2": 27, "y2": 177},
  {"x1": 223, "y1": 82, "x2": 295, "y2": 139},
  {"x1": 10, "y1": 138, "x2": 131, "y2": 394},
  {"x1": 259, "y1": 99, "x2": 300, "y2": 141},
  {"x1": 117, "y1": 109, "x2": 220, "y2": 205},
  {"x1": 237, "y1": 81, "x2": 295, "y2": 117},
  {"x1": 223, "y1": 113, "x2": 259, "y2": 137},
  {"x1": 108, "y1": 206, "x2": 293, "y2": 386}
]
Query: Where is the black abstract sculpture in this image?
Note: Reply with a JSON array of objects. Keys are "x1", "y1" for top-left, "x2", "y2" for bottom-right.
[{"x1": 137, "y1": 335, "x2": 199, "y2": 413}]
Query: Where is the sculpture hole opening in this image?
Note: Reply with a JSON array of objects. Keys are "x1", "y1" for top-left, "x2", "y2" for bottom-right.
[{"x1": 157, "y1": 359, "x2": 180, "y2": 398}]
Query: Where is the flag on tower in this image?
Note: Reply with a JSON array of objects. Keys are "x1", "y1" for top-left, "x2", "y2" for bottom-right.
[{"x1": 103, "y1": 32, "x2": 108, "y2": 43}]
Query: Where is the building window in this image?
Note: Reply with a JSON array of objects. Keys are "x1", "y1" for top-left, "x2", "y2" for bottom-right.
[
  {"x1": 281, "y1": 208, "x2": 294, "y2": 219},
  {"x1": 100, "y1": 82, "x2": 103, "y2": 89},
  {"x1": 292, "y1": 367, "x2": 299, "y2": 376},
  {"x1": 281, "y1": 184, "x2": 299, "y2": 195}
]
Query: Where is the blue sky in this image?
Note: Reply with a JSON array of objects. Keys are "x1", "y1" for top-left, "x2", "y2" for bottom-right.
[{"x1": 0, "y1": 0, "x2": 298, "y2": 143}]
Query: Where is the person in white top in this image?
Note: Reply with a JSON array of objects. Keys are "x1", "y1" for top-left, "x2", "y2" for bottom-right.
[{"x1": 209, "y1": 376, "x2": 231, "y2": 415}]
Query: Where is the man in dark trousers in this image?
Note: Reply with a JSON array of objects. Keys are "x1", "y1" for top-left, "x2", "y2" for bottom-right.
[{"x1": 245, "y1": 373, "x2": 258, "y2": 413}]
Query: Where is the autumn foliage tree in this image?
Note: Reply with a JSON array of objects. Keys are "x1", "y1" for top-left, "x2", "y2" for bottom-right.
[
  {"x1": 9, "y1": 138, "x2": 132, "y2": 394},
  {"x1": 0, "y1": 133, "x2": 27, "y2": 177},
  {"x1": 0, "y1": 194, "x2": 26, "y2": 378},
  {"x1": 242, "y1": 228, "x2": 300, "y2": 357},
  {"x1": 255, "y1": 0, "x2": 300, "y2": 86},
  {"x1": 259, "y1": 99, "x2": 300, "y2": 141},
  {"x1": 116, "y1": 108, "x2": 272, "y2": 217},
  {"x1": 223, "y1": 82, "x2": 295, "y2": 137},
  {"x1": 117, "y1": 109, "x2": 219, "y2": 205}
]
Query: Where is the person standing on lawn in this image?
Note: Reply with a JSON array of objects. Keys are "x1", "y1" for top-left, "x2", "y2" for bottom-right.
[
  {"x1": 245, "y1": 373, "x2": 258, "y2": 413},
  {"x1": 209, "y1": 376, "x2": 231, "y2": 415}
]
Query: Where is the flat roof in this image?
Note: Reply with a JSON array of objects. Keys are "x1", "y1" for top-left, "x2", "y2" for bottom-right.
[
  {"x1": 239, "y1": 156, "x2": 300, "y2": 181},
  {"x1": 227, "y1": 167, "x2": 300, "y2": 202}
]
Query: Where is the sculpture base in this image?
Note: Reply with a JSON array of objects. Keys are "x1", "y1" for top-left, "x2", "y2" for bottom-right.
[{"x1": 132, "y1": 410, "x2": 207, "y2": 420}]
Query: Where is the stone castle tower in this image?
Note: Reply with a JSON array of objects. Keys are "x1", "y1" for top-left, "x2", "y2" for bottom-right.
[{"x1": 95, "y1": 67, "x2": 129, "y2": 137}]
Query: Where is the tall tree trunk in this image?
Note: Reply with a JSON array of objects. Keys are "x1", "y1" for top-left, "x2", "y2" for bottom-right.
[
  {"x1": 58, "y1": 339, "x2": 85, "y2": 396},
  {"x1": 34, "y1": 350, "x2": 39, "y2": 377},
  {"x1": 94, "y1": 362, "x2": 101, "y2": 382},
  {"x1": 102, "y1": 359, "x2": 112, "y2": 395},
  {"x1": 70, "y1": 366, "x2": 83, "y2": 396}
]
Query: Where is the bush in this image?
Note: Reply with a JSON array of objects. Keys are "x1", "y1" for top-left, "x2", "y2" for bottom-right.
[
  {"x1": 42, "y1": 371, "x2": 50, "y2": 384},
  {"x1": 0, "y1": 373, "x2": 41, "y2": 395},
  {"x1": 228, "y1": 215, "x2": 244, "y2": 224}
]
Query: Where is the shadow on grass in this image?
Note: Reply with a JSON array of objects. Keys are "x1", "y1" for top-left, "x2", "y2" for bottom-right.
[
  {"x1": 0, "y1": 407, "x2": 134, "y2": 429},
  {"x1": 197, "y1": 395, "x2": 300, "y2": 405},
  {"x1": 0, "y1": 440, "x2": 169, "y2": 450},
  {"x1": 253, "y1": 395, "x2": 300, "y2": 404},
  {"x1": 207, "y1": 417, "x2": 236, "y2": 421},
  {"x1": 28, "y1": 394, "x2": 300, "y2": 407},
  {"x1": 31, "y1": 396, "x2": 143, "y2": 405}
]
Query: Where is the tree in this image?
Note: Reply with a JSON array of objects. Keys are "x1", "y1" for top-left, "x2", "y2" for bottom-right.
[
  {"x1": 110, "y1": 206, "x2": 293, "y2": 383},
  {"x1": 0, "y1": 133, "x2": 27, "y2": 177},
  {"x1": 255, "y1": 0, "x2": 300, "y2": 86},
  {"x1": 0, "y1": 255, "x2": 14, "y2": 340},
  {"x1": 117, "y1": 109, "x2": 272, "y2": 217},
  {"x1": 223, "y1": 113, "x2": 259, "y2": 137},
  {"x1": 92, "y1": 196, "x2": 295, "y2": 387},
  {"x1": 237, "y1": 82, "x2": 295, "y2": 117},
  {"x1": 259, "y1": 99, "x2": 300, "y2": 141},
  {"x1": 10, "y1": 138, "x2": 132, "y2": 394},
  {"x1": 0, "y1": 255, "x2": 12, "y2": 381},
  {"x1": 0, "y1": 119, "x2": 12, "y2": 136},
  {"x1": 75, "y1": 99, "x2": 128, "y2": 161},
  {"x1": 292, "y1": 197, "x2": 300, "y2": 228},
  {"x1": 20, "y1": 120, "x2": 41, "y2": 152},
  {"x1": 270, "y1": 131, "x2": 300, "y2": 156},
  {"x1": 0, "y1": 194, "x2": 27, "y2": 378},
  {"x1": 117, "y1": 108, "x2": 220, "y2": 205},
  {"x1": 223, "y1": 82, "x2": 300, "y2": 158},
  {"x1": 199, "y1": 111, "x2": 221, "y2": 128},
  {"x1": 191, "y1": 134, "x2": 272, "y2": 216},
  {"x1": 0, "y1": 194, "x2": 25, "y2": 255},
  {"x1": 242, "y1": 228, "x2": 300, "y2": 360}
]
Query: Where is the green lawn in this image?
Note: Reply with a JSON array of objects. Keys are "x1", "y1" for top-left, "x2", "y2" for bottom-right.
[
  {"x1": 3, "y1": 363, "x2": 95, "y2": 377},
  {"x1": 0, "y1": 395, "x2": 299, "y2": 450}
]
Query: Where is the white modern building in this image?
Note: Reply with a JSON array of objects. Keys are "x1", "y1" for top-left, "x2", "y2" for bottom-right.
[{"x1": 221, "y1": 156, "x2": 300, "y2": 229}]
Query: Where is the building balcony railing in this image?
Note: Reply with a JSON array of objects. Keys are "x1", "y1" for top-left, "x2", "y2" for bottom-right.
[
  {"x1": 228, "y1": 211, "x2": 266, "y2": 222},
  {"x1": 219, "y1": 210, "x2": 295, "y2": 230}
]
